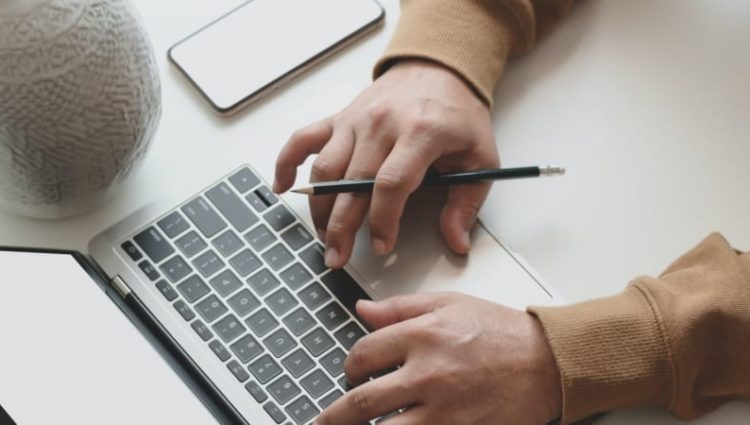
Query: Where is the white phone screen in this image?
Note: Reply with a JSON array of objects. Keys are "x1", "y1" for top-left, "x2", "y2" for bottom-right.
[{"x1": 169, "y1": 0, "x2": 384, "y2": 113}]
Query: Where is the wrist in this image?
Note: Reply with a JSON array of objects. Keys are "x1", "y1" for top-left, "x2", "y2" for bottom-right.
[
  {"x1": 383, "y1": 59, "x2": 489, "y2": 108},
  {"x1": 529, "y1": 313, "x2": 563, "y2": 422}
]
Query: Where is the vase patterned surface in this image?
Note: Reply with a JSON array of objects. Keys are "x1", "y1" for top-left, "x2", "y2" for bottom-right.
[{"x1": 0, "y1": 0, "x2": 161, "y2": 218}]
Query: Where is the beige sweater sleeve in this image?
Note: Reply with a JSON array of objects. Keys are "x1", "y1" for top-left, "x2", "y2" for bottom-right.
[
  {"x1": 529, "y1": 234, "x2": 750, "y2": 423},
  {"x1": 373, "y1": 0, "x2": 573, "y2": 105}
]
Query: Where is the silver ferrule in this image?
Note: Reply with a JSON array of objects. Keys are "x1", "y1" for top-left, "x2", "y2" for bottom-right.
[{"x1": 539, "y1": 165, "x2": 566, "y2": 176}]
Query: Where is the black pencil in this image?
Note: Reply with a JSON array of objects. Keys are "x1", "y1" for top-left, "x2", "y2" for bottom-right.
[{"x1": 291, "y1": 165, "x2": 565, "y2": 195}]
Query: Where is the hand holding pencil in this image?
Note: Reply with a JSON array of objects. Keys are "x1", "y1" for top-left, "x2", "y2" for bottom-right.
[{"x1": 274, "y1": 61, "x2": 519, "y2": 268}]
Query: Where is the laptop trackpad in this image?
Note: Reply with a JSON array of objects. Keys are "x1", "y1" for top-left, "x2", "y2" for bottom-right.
[{"x1": 0, "y1": 250, "x2": 215, "y2": 424}]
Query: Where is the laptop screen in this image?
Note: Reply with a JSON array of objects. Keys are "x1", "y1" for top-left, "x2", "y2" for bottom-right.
[{"x1": 0, "y1": 249, "x2": 215, "y2": 424}]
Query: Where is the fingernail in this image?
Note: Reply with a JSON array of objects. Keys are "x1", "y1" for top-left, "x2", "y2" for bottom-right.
[
  {"x1": 357, "y1": 299, "x2": 375, "y2": 308},
  {"x1": 460, "y1": 230, "x2": 471, "y2": 249},
  {"x1": 272, "y1": 181, "x2": 282, "y2": 193},
  {"x1": 325, "y1": 246, "x2": 340, "y2": 268},
  {"x1": 372, "y1": 237, "x2": 387, "y2": 255}
]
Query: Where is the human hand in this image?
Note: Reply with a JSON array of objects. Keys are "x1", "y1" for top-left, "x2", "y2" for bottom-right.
[
  {"x1": 274, "y1": 61, "x2": 499, "y2": 268},
  {"x1": 314, "y1": 292, "x2": 563, "y2": 425}
]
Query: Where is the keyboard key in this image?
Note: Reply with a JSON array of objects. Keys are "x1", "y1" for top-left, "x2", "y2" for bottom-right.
[
  {"x1": 285, "y1": 396, "x2": 319, "y2": 425},
  {"x1": 134, "y1": 227, "x2": 175, "y2": 263},
  {"x1": 338, "y1": 376, "x2": 353, "y2": 391},
  {"x1": 263, "y1": 328, "x2": 297, "y2": 358},
  {"x1": 282, "y1": 349, "x2": 315, "y2": 378},
  {"x1": 177, "y1": 275, "x2": 210, "y2": 303},
  {"x1": 264, "y1": 204, "x2": 295, "y2": 231},
  {"x1": 283, "y1": 308, "x2": 315, "y2": 336},
  {"x1": 121, "y1": 240, "x2": 142, "y2": 261},
  {"x1": 335, "y1": 322, "x2": 367, "y2": 350},
  {"x1": 266, "y1": 288, "x2": 298, "y2": 317},
  {"x1": 281, "y1": 224, "x2": 314, "y2": 251},
  {"x1": 244, "y1": 224, "x2": 277, "y2": 252},
  {"x1": 250, "y1": 354, "x2": 282, "y2": 384},
  {"x1": 206, "y1": 182, "x2": 259, "y2": 233},
  {"x1": 227, "y1": 289, "x2": 260, "y2": 317},
  {"x1": 256, "y1": 185, "x2": 279, "y2": 206},
  {"x1": 246, "y1": 308, "x2": 279, "y2": 337},
  {"x1": 209, "y1": 339, "x2": 231, "y2": 362},
  {"x1": 174, "y1": 300, "x2": 196, "y2": 321},
  {"x1": 300, "y1": 369, "x2": 334, "y2": 399},
  {"x1": 246, "y1": 191, "x2": 269, "y2": 213},
  {"x1": 319, "y1": 390, "x2": 343, "y2": 409},
  {"x1": 279, "y1": 263, "x2": 313, "y2": 291},
  {"x1": 263, "y1": 401, "x2": 286, "y2": 424},
  {"x1": 157, "y1": 211, "x2": 189, "y2": 238},
  {"x1": 320, "y1": 348, "x2": 346, "y2": 377},
  {"x1": 191, "y1": 320, "x2": 213, "y2": 341},
  {"x1": 268, "y1": 375, "x2": 301, "y2": 405},
  {"x1": 174, "y1": 230, "x2": 208, "y2": 259},
  {"x1": 182, "y1": 197, "x2": 227, "y2": 238},
  {"x1": 299, "y1": 244, "x2": 327, "y2": 275},
  {"x1": 208, "y1": 269, "x2": 243, "y2": 297},
  {"x1": 245, "y1": 380, "x2": 268, "y2": 403},
  {"x1": 230, "y1": 249, "x2": 262, "y2": 277},
  {"x1": 301, "y1": 328, "x2": 334, "y2": 357},
  {"x1": 321, "y1": 269, "x2": 372, "y2": 319},
  {"x1": 229, "y1": 167, "x2": 260, "y2": 193},
  {"x1": 138, "y1": 260, "x2": 160, "y2": 281},
  {"x1": 299, "y1": 282, "x2": 331, "y2": 311},
  {"x1": 262, "y1": 244, "x2": 294, "y2": 272},
  {"x1": 227, "y1": 359, "x2": 250, "y2": 383},
  {"x1": 195, "y1": 294, "x2": 228, "y2": 323},
  {"x1": 316, "y1": 302, "x2": 348, "y2": 331},
  {"x1": 159, "y1": 255, "x2": 192, "y2": 283},
  {"x1": 212, "y1": 314, "x2": 246, "y2": 343},
  {"x1": 192, "y1": 250, "x2": 225, "y2": 278},
  {"x1": 211, "y1": 229, "x2": 244, "y2": 257},
  {"x1": 231, "y1": 334, "x2": 264, "y2": 363},
  {"x1": 155, "y1": 280, "x2": 178, "y2": 301},
  {"x1": 247, "y1": 269, "x2": 280, "y2": 296}
]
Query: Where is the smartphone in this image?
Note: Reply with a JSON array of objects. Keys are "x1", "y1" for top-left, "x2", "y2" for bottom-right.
[{"x1": 168, "y1": 0, "x2": 385, "y2": 115}]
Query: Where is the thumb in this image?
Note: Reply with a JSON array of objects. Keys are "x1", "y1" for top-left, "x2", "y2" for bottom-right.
[
  {"x1": 439, "y1": 181, "x2": 491, "y2": 254},
  {"x1": 356, "y1": 293, "x2": 453, "y2": 330}
]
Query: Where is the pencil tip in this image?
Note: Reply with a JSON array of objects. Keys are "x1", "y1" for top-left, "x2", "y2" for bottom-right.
[{"x1": 290, "y1": 187, "x2": 313, "y2": 195}]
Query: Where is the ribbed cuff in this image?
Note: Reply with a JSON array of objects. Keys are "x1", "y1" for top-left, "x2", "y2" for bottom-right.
[
  {"x1": 373, "y1": 0, "x2": 518, "y2": 106},
  {"x1": 528, "y1": 284, "x2": 675, "y2": 424}
]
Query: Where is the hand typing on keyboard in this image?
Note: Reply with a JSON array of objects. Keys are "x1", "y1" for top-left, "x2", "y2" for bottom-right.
[{"x1": 313, "y1": 292, "x2": 563, "y2": 425}]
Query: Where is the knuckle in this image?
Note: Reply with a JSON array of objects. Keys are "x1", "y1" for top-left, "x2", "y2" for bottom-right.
[
  {"x1": 366, "y1": 102, "x2": 391, "y2": 129},
  {"x1": 311, "y1": 156, "x2": 337, "y2": 180},
  {"x1": 349, "y1": 389, "x2": 373, "y2": 415},
  {"x1": 374, "y1": 170, "x2": 411, "y2": 193}
]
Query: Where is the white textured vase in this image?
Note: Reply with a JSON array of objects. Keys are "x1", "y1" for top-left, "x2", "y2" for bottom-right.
[{"x1": 0, "y1": 0, "x2": 161, "y2": 218}]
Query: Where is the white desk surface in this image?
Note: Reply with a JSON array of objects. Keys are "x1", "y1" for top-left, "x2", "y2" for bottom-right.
[{"x1": 0, "y1": 0, "x2": 748, "y2": 423}]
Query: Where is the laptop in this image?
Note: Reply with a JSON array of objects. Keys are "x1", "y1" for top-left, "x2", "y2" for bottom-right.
[{"x1": 0, "y1": 164, "x2": 557, "y2": 425}]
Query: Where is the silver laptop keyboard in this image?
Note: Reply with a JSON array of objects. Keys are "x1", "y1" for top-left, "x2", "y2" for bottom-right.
[{"x1": 119, "y1": 166, "x2": 372, "y2": 425}]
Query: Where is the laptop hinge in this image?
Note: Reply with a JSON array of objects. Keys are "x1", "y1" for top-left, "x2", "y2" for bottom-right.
[{"x1": 110, "y1": 275, "x2": 132, "y2": 298}]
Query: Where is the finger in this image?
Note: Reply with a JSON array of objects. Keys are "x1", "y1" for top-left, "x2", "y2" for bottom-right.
[
  {"x1": 377, "y1": 407, "x2": 430, "y2": 425},
  {"x1": 439, "y1": 181, "x2": 492, "y2": 254},
  {"x1": 274, "y1": 117, "x2": 334, "y2": 193},
  {"x1": 308, "y1": 130, "x2": 356, "y2": 239},
  {"x1": 316, "y1": 369, "x2": 417, "y2": 425},
  {"x1": 344, "y1": 319, "x2": 413, "y2": 385},
  {"x1": 368, "y1": 139, "x2": 440, "y2": 255},
  {"x1": 356, "y1": 293, "x2": 454, "y2": 330},
  {"x1": 324, "y1": 135, "x2": 392, "y2": 268}
]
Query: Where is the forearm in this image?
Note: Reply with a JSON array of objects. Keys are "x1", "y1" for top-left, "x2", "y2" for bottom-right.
[
  {"x1": 374, "y1": 0, "x2": 574, "y2": 105},
  {"x1": 529, "y1": 233, "x2": 750, "y2": 423}
]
